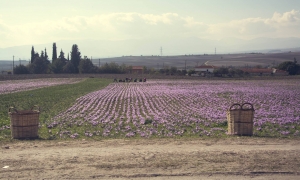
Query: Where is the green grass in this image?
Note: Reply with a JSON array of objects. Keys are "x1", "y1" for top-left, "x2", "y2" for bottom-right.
[{"x1": 0, "y1": 78, "x2": 111, "y2": 139}]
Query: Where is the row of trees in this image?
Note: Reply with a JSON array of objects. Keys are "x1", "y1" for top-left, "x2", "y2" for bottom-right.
[
  {"x1": 14, "y1": 43, "x2": 188, "y2": 75},
  {"x1": 212, "y1": 68, "x2": 245, "y2": 77},
  {"x1": 15, "y1": 44, "x2": 91, "y2": 74}
]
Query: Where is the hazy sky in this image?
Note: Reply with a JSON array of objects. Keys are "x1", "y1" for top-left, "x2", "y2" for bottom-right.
[{"x1": 0, "y1": 0, "x2": 299, "y2": 49}]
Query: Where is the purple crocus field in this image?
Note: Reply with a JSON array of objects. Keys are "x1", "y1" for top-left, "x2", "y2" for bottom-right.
[
  {"x1": 47, "y1": 79, "x2": 300, "y2": 138},
  {"x1": 0, "y1": 78, "x2": 83, "y2": 94}
]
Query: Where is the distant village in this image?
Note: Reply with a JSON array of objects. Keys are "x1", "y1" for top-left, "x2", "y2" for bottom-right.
[{"x1": 1, "y1": 62, "x2": 291, "y2": 77}]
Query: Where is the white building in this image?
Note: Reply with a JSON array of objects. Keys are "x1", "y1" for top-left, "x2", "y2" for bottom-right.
[{"x1": 195, "y1": 65, "x2": 216, "y2": 73}]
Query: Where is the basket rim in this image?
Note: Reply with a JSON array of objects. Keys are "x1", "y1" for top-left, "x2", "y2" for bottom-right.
[
  {"x1": 9, "y1": 110, "x2": 40, "y2": 115},
  {"x1": 9, "y1": 106, "x2": 40, "y2": 115}
]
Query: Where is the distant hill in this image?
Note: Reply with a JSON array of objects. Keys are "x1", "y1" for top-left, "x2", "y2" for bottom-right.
[
  {"x1": 95, "y1": 51, "x2": 300, "y2": 69},
  {"x1": 0, "y1": 37, "x2": 300, "y2": 60}
]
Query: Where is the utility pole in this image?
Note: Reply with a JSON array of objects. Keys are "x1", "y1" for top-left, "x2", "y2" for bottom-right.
[
  {"x1": 12, "y1": 55, "x2": 14, "y2": 75},
  {"x1": 160, "y1": 47, "x2": 163, "y2": 56}
]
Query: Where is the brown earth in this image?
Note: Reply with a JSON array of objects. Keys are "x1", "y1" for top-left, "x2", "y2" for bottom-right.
[{"x1": 1, "y1": 137, "x2": 300, "y2": 179}]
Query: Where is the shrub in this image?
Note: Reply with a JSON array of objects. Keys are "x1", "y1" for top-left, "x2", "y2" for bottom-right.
[{"x1": 13, "y1": 65, "x2": 30, "y2": 74}]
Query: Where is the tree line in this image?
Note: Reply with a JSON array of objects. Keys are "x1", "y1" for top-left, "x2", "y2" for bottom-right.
[
  {"x1": 13, "y1": 43, "x2": 187, "y2": 75},
  {"x1": 15, "y1": 43, "x2": 94, "y2": 74}
]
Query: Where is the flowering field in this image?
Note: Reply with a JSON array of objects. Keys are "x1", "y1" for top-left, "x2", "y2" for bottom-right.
[
  {"x1": 0, "y1": 78, "x2": 111, "y2": 138},
  {"x1": 46, "y1": 79, "x2": 300, "y2": 139},
  {"x1": 0, "y1": 78, "x2": 83, "y2": 94}
]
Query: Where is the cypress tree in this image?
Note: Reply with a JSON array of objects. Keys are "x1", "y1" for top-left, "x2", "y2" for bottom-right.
[
  {"x1": 59, "y1": 49, "x2": 65, "y2": 59},
  {"x1": 41, "y1": 50, "x2": 44, "y2": 58},
  {"x1": 70, "y1": 44, "x2": 81, "y2": 73},
  {"x1": 34, "y1": 52, "x2": 39, "y2": 59},
  {"x1": 52, "y1": 43, "x2": 57, "y2": 61},
  {"x1": 31, "y1": 46, "x2": 35, "y2": 63},
  {"x1": 45, "y1": 48, "x2": 48, "y2": 60}
]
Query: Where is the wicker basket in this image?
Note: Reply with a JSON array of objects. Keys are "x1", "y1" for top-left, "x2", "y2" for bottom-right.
[
  {"x1": 240, "y1": 103, "x2": 255, "y2": 123},
  {"x1": 227, "y1": 103, "x2": 254, "y2": 136},
  {"x1": 227, "y1": 103, "x2": 242, "y2": 123},
  {"x1": 9, "y1": 106, "x2": 40, "y2": 139}
]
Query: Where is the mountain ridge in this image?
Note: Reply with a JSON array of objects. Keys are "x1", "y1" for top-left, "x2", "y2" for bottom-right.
[{"x1": 0, "y1": 37, "x2": 299, "y2": 60}]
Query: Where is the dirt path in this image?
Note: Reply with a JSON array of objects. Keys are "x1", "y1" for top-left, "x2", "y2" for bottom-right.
[{"x1": 1, "y1": 137, "x2": 300, "y2": 179}]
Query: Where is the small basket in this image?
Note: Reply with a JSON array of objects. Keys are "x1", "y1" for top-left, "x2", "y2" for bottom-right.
[
  {"x1": 227, "y1": 103, "x2": 254, "y2": 136},
  {"x1": 9, "y1": 106, "x2": 40, "y2": 139}
]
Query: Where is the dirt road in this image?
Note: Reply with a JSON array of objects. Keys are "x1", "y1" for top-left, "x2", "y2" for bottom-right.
[{"x1": 1, "y1": 137, "x2": 300, "y2": 179}]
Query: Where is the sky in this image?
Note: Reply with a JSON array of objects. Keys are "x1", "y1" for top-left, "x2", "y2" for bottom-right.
[{"x1": 0, "y1": 0, "x2": 300, "y2": 58}]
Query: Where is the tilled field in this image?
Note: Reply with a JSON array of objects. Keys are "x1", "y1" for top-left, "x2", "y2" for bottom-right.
[{"x1": 1, "y1": 137, "x2": 300, "y2": 179}]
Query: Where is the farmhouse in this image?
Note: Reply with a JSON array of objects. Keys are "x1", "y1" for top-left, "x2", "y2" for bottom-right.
[
  {"x1": 131, "y1": 66, "x2": 144, "y2": 74},
  {"x1": 195, "y1": 65, "x2": 217, "y2": 73}
]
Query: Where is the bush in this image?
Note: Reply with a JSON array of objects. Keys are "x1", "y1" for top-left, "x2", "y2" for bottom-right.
[
  {"x1": 28, "y1": 57, "x2": 50, "y2": 74},
  {"x1": 13, "y1": 65, "x2": 30, "y2": 74},
  {"x1": 213, "y1": 67, "x2": 245, "y2": 77},
  {"x1": 188, "y1": 69, "x2": 196, "y2": 76},
  {"x1": 277, "y1": 61, "x2": 300, "y2": 75},
  {"x1": 79, "y1": 59, "x2": 96, "y2": 74},
  {"x1": 63, "y1": 61, "x2": 76, "y2": 73},
  {"x1": 50, "y1": 59, "x2": 67, "y2": 74},
  {"x1": 287, "y1": 64, "x2": 300, "y2": 75},
  {"x1": 277, "y1": 61, "x2": 295, "y2": 71}
]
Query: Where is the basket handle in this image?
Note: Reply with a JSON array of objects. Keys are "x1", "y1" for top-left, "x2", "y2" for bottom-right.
[
  {"x1": 241, "y1": 103, "x2": 254, "y2": 110},
  {"x1": 8, "y1": 107, "x2": 18, "y2": 113},
  {"x1": 31, "y1": 105, "x2": 40, "y2": 112},
  {"x1": 229, "y1": 103, "x2": 241, "y2": 110}
]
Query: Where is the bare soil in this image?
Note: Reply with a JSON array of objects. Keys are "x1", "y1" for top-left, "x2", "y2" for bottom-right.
[{"x1": 1, "y1": 137, "x2": 300, "y2": 179}]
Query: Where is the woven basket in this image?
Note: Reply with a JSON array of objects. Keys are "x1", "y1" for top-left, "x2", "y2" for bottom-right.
[
  {"x1": 240, "y1": 103, "x2": 255, "y2": 123},
  {"x1": 227, "y1": 103, "x2": 254, "y2": 136},
  {"x1": 228, "y1": 122, "x2": 253, "y2": 136},
  {"x1": 227, "y1": 103, "x2": 241, "y2": 123},
  {"x1": 9, "y1": 106, "x2": 40, "y2": 139}
]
